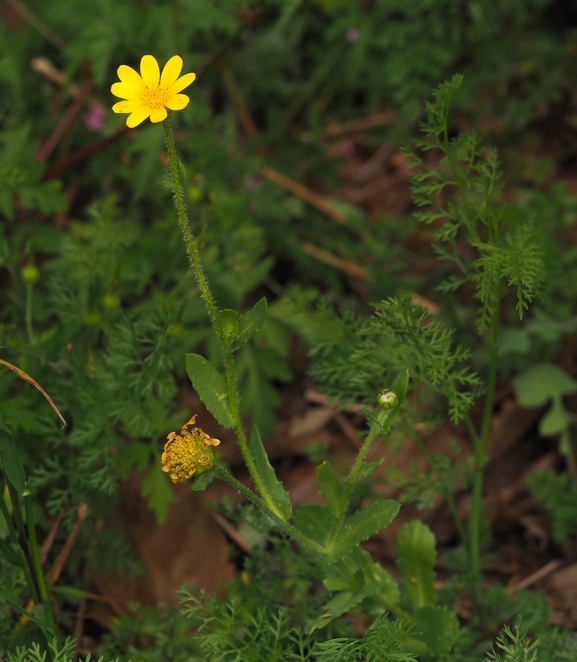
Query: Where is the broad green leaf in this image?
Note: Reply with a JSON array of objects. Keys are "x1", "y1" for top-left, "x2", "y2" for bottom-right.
[
  {"x1": 412, "y1": 606, "x2": 459, "y2": 657},
  {"x1": 317, "y1": 461, "x2": 343, "y2": 517},
  {"x1": 191, "y1": 467, "x2": 217, "y2": 492},
  {"x1": 328, "y1": 500, "x2": 399, "y2": 562},
  {"x1": 0, "y1": 422, "x2": 27, "y2": 495},
  {"x1": 249, "y1": 426, "x2": 292, "y2": 520},
  {"x1": 395, "y1": 520, "x2": 437, "y2": 608},
  {"x1": 540, "y1": 397, "x2": 571, "y2": 436},
  {"x1": 293, "y1": 503, "x2": 334, "y2": 546},
  {"x1": 220, "y1": 309, "x2": 239, "y2": 349},
  {"x1": 231, "y1": 297, "x2": 267, "y2": 351},
  {"x1": 512, "y1": 363, "x2": 577, "y2": 408},
  {"x1": 141, "y1": 464, "x2": 174, "y2": 524},
  {"x1": 185, "y1": 353, "x2": 234, "y2": 429}
]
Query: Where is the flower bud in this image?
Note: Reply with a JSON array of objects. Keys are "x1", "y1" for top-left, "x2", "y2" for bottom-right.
[
  {"x1": 22, "y1": 263, "x2": 39, "y2": 284},
  {"x1": 103, "y1": 292, "x2": 120, "y2": 310},
  {"x1": 377, "y1": 389, "x2": 398, "y2": 410}
]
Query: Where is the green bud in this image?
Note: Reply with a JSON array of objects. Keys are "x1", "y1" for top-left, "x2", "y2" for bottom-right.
[
  {"x1": 22, "y1": 263, "x2": 39, "y2": 284},
  {"x1": 188, "y1": 185, "x2": 202, "y2": 202},
  {"x1": 377, "y1": 389, "x2": 398, "y2": 410},
  {"x1": 103, "y1": 292, "x2": 120, "y2": 310}
]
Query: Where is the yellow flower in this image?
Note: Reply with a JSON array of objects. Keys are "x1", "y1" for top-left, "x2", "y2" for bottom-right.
[
  {"x1": 111, "y1": 54, "x2": 196, "y2": 128},
  {"x1": 161, "y1": 415, "x2": 220, "y2": 484}
]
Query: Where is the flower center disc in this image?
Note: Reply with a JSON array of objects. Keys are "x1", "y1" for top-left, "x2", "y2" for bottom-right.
[{"x1": 142, "y1": 86, "x2": 170, "y2": 109}]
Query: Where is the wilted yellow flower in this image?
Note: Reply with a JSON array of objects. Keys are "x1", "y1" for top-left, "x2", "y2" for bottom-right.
[
  {"x1": 161, "y1": 415, "x2": 220, "y2": 483},
  {"x1": 111, "y1": 54, "x2": 196, "y2": 128}
]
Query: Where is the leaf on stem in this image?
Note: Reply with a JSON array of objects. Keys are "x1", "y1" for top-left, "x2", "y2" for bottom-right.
[
  {"x1": 249, "y1": 425, "x2": 292, "y2": 520},
  {"x1": 395, "y1": 520, "x2": 437, "y2": 608},
  {"x1": 219, "y1": 309, "x2": 239, "y2": 350},
  {"x1": 317, "y1": 461, "x2": 344, "y2": 517},
  {"x1": 328, "y1": 500, "x2": 400, "y2": 563},
  {"x1": 185, "y1": 353, "x2": 235, "y2": 429},
  {"x1": 230, "y1": 297, "x2": 267, "y2": 352}
]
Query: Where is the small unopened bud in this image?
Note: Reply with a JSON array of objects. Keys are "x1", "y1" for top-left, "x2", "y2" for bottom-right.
[
  {"x1": 377, "y1": 389, "x2": 398, "y2": 410},
  {"x1": 103, "y1": 292, "x2": 120, "y2": 310},
  {"x1": 22, "y1": 263, "x2": 39, "y2": 284}
]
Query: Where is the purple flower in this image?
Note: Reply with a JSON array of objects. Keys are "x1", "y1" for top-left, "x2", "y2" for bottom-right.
[{"x1": 83, "y1": 105, "x2": 106, "y2": 130}]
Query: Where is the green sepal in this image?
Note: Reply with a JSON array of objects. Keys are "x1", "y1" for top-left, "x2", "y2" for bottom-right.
[
  {"x1": 230, "y1": 297, "x2": 267, "y2": 351},
  {"x1": 185, "y1": 353, "x2": 235, "y2": 429},
  {"x1": 328, "y1": 500, "x2": 400, "y2": 563},
  {"x1": 249, "y1": 425, "x2": 292, "y2": 520},
  {"x1": 317, "y1": 461, "x2": 343, "y2": 517},
  {"x1": 0, "y1": 416, "x2": 27, "y2": 495},
  {"x1": 220, "y1": 309, "x2": 239, "y2": 349},
  {"x1": 395, "y1": 520, "x2": 437, "y2": 608},
  {"x1": 191, "y1": 466, "x2": 217, "y2": 492}
]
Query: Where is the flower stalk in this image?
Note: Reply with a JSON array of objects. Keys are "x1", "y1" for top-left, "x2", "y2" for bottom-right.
[{"x1": 162, "y1": 120, "x2": 273, "y2": 509}]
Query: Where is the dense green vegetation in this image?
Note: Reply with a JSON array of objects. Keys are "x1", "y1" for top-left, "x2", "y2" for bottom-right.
[{"x1": 2, "y1": 1, "x2": 577, "y2": 660}]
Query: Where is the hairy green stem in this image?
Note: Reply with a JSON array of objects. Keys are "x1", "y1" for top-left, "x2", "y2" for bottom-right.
[
  {"x1": 213, "y1": 465, "x2": 325, "y2": 555},
  {"x1": 325, "y1": 406, "x2": 395, "y2": 549},
  {"x1": 162, "y1": 120, "x2": 276, "y2": 511}
]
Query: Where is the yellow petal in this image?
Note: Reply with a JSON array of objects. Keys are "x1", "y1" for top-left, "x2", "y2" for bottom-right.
[
  {"x1": 112, "y1": 99, "x2": 141, "y2": 113},
  {"x1": 166, "y1": 94, "x2": 190, "y2": 111},
  {"x1": 111, "y1": 81, "x2": 142, "y2": 99},
  {"x1": 150, "y1": 107, "x2": 168, "y2": 123},
  {"x1": 167, "y1": 72, "x2": 196, "y2": 96},
  {"x1": 140, "y1": 55, "x2": 160, "y2": 88},
  {"x1": 160, "y1": 55, "x2": 183, "y2": 88},
  {"x1": 126, "y1": 107, "x2": 152, "y2": 128},
  {"x1": 117, "y1": 65, "x2": 145, "y2": 90}
]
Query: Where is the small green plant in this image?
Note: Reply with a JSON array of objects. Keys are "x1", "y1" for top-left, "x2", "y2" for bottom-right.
[{"x1": 2, "y1": 7, "x2": 576, "y2": 654}]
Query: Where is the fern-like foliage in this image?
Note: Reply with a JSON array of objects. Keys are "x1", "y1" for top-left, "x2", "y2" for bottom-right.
[
  {"x1": 314, "y1": 613, "x2": 417, "y2": 662},
  {"x1": 6, "y1": 638, "x2": 119, "y2": 662},
  {"x1": 310, "y1": 294, "x2": 481, "y2": 422},
  {"x1": 527, "y1": 469, "x2": 577, "y2": 543},
  {"x1": 178, "y1": 587, "x2": 317, "y2": 662},
  {"x1": 402, "y1": 74, "x2": 544, "y2": 332},
  {"x1": 484, "y1": 625, "x2": 538, "y2": 662}
]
